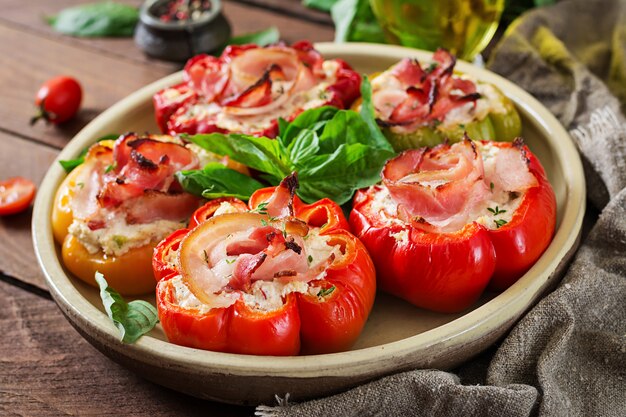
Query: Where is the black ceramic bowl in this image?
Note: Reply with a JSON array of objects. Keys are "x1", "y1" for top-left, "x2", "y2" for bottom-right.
[{"x1": 134, "y1": 0, "x2": 231, "y2": 62}]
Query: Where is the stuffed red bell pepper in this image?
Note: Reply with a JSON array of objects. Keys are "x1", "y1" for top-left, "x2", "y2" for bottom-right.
[
  {"x1": 154, "y1": 174, "x2": 376, "y2": 355},
  {"x1": 154, "y1": 41, "x2": 361, "y2": 137},
  {"x1": 350, "y1": 137, "x2": 556, "y2": 313}
]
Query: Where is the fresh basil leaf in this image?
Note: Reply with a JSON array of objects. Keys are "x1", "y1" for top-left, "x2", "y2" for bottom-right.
[
  {"x1": 58, "y1": 133, "x2": 121, "y2": 173},
  {"x1": 228, "y1": 26, "x2": 280, "y2": 47},
  {"x1": 359, "y1": 76, "x2": 394, "y2": 151},
  {"x1": 59, "y1": 158, "x2": 85, "y2": 173},
  {"x1": 188, "y1": 78, "x2": 395, "y2": 205},
  {"x1": 302, "y1": 0, "x2": 338, "y2": 12},
  {"x1": 331, "y1": 0, "x2": 386, "y2": 43},
  {"x1": 95, "y1": 272, "x2": 158, "y2": 344},
  {"x1": 176, "y1": 162, "x2": 265, "y2": 200},
  {"x1": 189, "y1": 133, "x2": 291, "y2": 183},
  {"x1": 47, "y1": 1, "x2": 139, "y2": 38},
  {"x1": 288, "y1": 130, "x2": 320, "y2": 166},
  {"x1": 280, "y1": 106, "x2": 339, "y2": 148},
  {"x1": 297, "y1": 143, "x2": 393, "y2": 204}
]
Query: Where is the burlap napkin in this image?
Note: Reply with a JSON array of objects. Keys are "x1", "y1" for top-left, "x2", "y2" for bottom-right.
[{"x1": 256, "y1": 1, "x2": 626, "y2": 415}]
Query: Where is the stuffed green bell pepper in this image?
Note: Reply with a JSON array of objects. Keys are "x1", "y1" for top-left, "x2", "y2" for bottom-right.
[{"x1": 358, "y1": 49, "x2": 521, "y2": 151}]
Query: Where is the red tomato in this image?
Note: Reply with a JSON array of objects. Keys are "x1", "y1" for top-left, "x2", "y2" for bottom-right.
[
  {"x1": 31, "y1": 76, "x2": 82, "y2": 125},
  {"x1": 0, "y1": 177, "x2": 36, "y2": 215}
]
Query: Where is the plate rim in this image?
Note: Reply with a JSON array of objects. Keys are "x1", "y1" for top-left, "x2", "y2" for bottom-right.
[{"x1": 32, "y1": 42, "x2": 586, "y2": 379}]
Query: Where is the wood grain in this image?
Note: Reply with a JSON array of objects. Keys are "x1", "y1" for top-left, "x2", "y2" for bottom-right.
[
  {"x1": 0, "y1": 132, "x2": 57, "y2": 290},
  {"x1": 0, "y1": 280, "x2": 252, "y2": 416},
  {"x1": 0, "y1": 22, "x2": 173, "y2": 150},
  {"x1": 1, "y1": 0, "x2": 334, "y2": 66}
]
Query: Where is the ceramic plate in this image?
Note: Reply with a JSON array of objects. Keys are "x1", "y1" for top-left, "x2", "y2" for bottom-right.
[{"x1": 32, "y1": 43, "x2": 585, "y2": 405}]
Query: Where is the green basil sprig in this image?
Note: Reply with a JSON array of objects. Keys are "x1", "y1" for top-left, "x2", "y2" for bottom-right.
[
  {"x1": 185, "y1": 77, "x2": 395, "y2": 205},
  {"x1": 176, "y1": 162, "x2": 265, "y2": 201},
  {"x1": 95, "y1": 272, "x2": 158, "y2": 344}
]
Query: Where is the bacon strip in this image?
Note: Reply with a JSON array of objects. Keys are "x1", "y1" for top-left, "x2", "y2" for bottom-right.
[
  {"x1": 383, "y1": 138, "x2": 490, "y2": 231},
  {"x1": 373, "y1": 49, "x2": 482, "y2": 126},
  {"x1": 98, "y1": 135, "x2": 198, "y2": 208}
]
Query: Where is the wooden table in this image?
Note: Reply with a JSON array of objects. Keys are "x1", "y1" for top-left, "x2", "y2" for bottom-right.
[{"x1": 0, "y1": 1, "x2": 334, "y2": 414}]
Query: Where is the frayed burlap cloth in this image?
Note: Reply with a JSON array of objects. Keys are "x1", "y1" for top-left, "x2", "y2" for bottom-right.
[{"x1": 257, "y1": 1, "x2": 626, "y2": 415}]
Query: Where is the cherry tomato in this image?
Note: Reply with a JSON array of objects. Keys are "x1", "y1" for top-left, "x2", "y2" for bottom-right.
[
  {"x1": 31, "y1": 76, "x2": 82, "y2": 125},
  {"x1": 0, "y1": 177, "x2": 36, "y2": 216}
]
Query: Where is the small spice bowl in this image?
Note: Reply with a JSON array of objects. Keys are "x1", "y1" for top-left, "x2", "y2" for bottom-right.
[{"x1": 134, "y1": 0, "x2": 231, "y2": 62}]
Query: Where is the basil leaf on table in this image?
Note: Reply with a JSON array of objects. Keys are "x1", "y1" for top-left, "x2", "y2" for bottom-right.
[
  {"x1": 96, "y1": 272, "x2": 158, "y2": 344},
  {"x1": 188, "y1": 78, "x2": 395, "y2": 205},
  {"x1": 331, "y1": 0, "x2": 386, "y2": 43},
  {"x1": 176, "y1": 163, "x2": 265, "y2": 200},
  {"x1": 47, "y1": 1, "x2": 139, "y2": 38}
]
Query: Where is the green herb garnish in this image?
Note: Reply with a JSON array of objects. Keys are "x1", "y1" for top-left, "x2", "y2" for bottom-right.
[
  {"x1": 188, "y1": 77, "x2": 394, "y2": 205},
  {"x1": 225, "y1": 258, "x2": 236, "y2": 264},
  {"x1": 251, "y1": 202, "x2": 269, "y2": 215},
  {"x1": 487, "y1": 206, "x2": 507, "y2": 215},
  {"x1": 490, "y1": 182, "x2": 495, "y2": 191},
  {"x1": 426, "y1": 62, "x2": 439, "y2": 73},
  {"x1": 104, "y1": 163, "x2": 116, "y2": 173},
  {"x1": 176, "y1": 162, "x2": 264, "y2": 201},
  {"x1": 317, "y1": 285, "x2": 336, "y2": 297},
  {"x1": 112, "y1": 235, "x2": 126, "y2": 248},
  {"x1": 95, "y1": 272, "x2": 158, "y2": 344},
  {"x1": 307, "y1": 255, "x2": 313, "y2": 264},
  {"x1": 494, "y1": 219, "x2": 508, "y2": 229}
]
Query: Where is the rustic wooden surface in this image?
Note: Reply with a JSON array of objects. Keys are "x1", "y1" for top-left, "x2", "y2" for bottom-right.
[{"x1": 0, "y1": 1, "x2": 334, "y2": 415}]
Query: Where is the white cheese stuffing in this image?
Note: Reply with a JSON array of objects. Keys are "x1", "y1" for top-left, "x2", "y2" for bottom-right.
[
  {"x1": 68, "y1": 216, "x2": 183, "y2": 257},
  {"x1": 213, "y1": 201, "x2": 243, "y2": 217},
  {"x1": 390, "y1": 229, "x2": 409, "y2": 244},
  {"x1": 177, "y1": 60, "x2": 340, "y2": 133}
]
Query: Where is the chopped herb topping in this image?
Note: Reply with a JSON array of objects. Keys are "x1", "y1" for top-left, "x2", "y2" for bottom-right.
[
  {"x1": 459, "y1": 124, "x2": 466, "y2": 129},
  {"x1": 490, "y1": 182, "x2": 495, "y2": 191},
  {"x1": 260, "y1": 219, "x2": 268, "y2": 226},
  {"x1": 76, "y1": 182, "x2": 85, "y2": 189},
  {"x1": 488, "y1": 206, "x2": 507, "y2": 216},
  {"x1": 112, "y1": 235, "x2": 126, "y2": 248},
  {"x1": 317, "y1": 285, "x2": 336, "y2": 297},
  {"x1": 225, "y1": 258, "x2": 236, "y2": 264},
  {"x1": 203, "y1": 249, "x2": 209, "y2": 265},
  {"x1": 251, "y1": 202, "x2": 269, "y2": 215},
  {"x1": 494, "y1": 219, "x2": 508, "y2": 229},
  {"x1": 307, "y1": 255, "x2": 313, "y2": 264},
  {"x1": 426, "y1": 62, "x2": 439, "y2": 73},
  {"x1": 104, "y1": 163, "x2": 117, "y2": 173}
]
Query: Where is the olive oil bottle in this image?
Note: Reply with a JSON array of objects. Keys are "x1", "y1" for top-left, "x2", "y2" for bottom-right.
[{"x1": 369, "y1": 0, "x2": 504, "y2": 60}]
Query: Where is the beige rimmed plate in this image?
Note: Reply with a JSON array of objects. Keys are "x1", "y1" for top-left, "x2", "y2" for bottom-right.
[{"x1": 33, "y1": 43, "x2": 585, "y2": 406}]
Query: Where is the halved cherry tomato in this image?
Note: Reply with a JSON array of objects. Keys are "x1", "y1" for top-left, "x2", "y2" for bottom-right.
[
  {"x1": 0, "y1": 177, "x2": 36, "y2": 216},
  {"x1": 31, "y1": 76, "x2": 82, "y2": 125}
]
